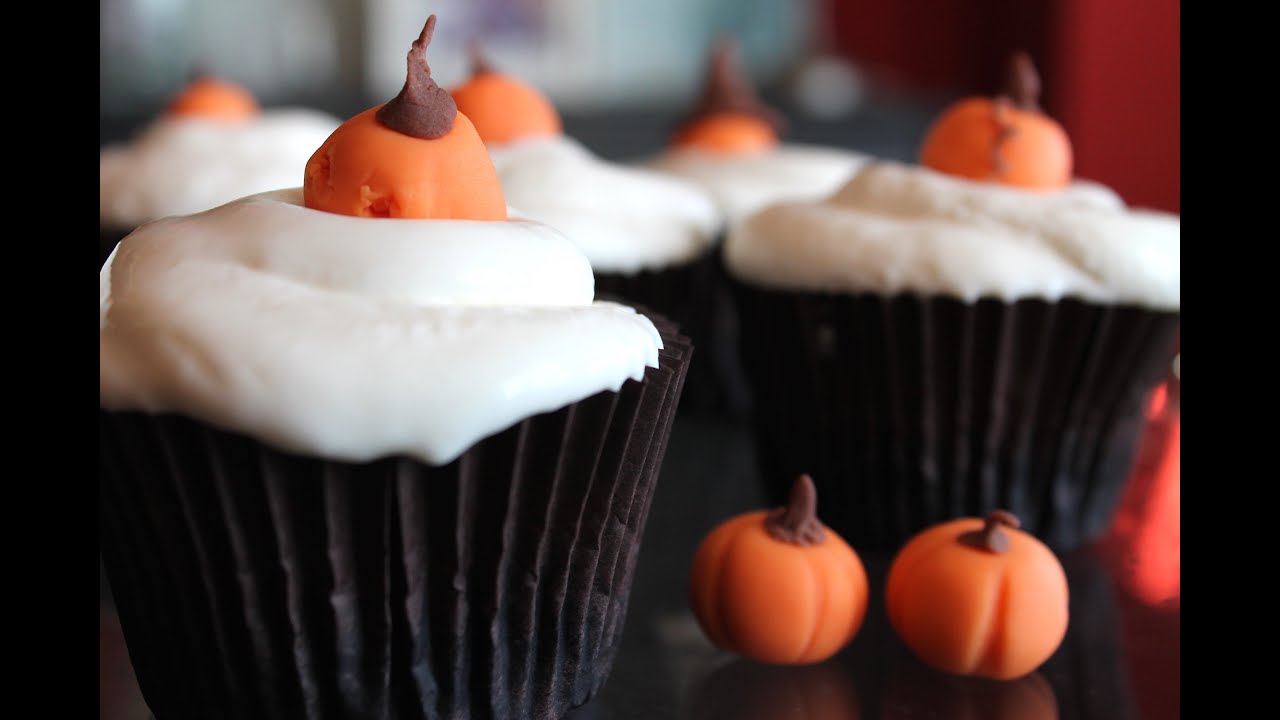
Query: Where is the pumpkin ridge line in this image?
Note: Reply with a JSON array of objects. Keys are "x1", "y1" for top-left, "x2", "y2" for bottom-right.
[
  {"x1": 710, "y1": 527, "x2": 744, "y2": 654},
  {"x1": 794, "y1": 552, "x2": 826, "y2": 663},
  {"x1": 887, "y1": 527, "x2": 962, "y2": 632},
  {"x1": 961, "y1": 564, "x2": 1005, "y2": 674},
  {"x1": 979, "y1": 567, "x2": 1011, "y2": 676}
]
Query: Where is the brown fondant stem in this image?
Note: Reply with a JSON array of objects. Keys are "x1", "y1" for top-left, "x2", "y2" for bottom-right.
[
  {"x1": 375, "y1": 14, "x2": 457, "y2": 139},
  {"x1": 962, "y1": 510, "x2": 1021, "y2": 553},
  {"x1": 1002, "y1": 51, "x2": 1041, "y2": 111},
  {"x1": 680, "y1": 37, "x2": 784, "y2": 132},
  {"x1": 765, "y1": 474, "x2": 826, "y2": 546},
  {"x1": 991, "y1": 99, "x2": 1017, "y2": 176},
  {"x1": 991, "y1": 52, "x2": 1040, "y2": 177},
  {"x1": 468, "y1": 39, "x2": 495, "y2": 76}
]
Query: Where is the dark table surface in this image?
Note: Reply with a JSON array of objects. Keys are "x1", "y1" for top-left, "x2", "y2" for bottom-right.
[
  {"x1": 101, "y1": 382, "x2": 1180, "y2": 720},
  {"x1": 100, "y1": 101, "x2": 1179, "y2": 720}
]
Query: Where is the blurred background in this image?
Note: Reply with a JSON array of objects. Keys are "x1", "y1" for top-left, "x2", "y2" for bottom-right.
[{"x1": 100, "y1": 0, "x2": 1179, "y2": 213}]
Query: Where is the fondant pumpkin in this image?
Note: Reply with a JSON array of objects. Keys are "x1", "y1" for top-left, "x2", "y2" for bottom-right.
[
  {"x1": 671, "y1": 38, "x2": 783, "y2": 154},
  {"x1": 303, "y1": 15, "x2": 506, "y2": 221},
  {"x1": 449, "y1": 42, "x2": 562, "y2": 145},
  {"x1": 166, "y1": 76, "x2": 259, "y2": 121},
  {"x1": 689, "y1": 474, "x2": 868, "y2": 665},
  {"x1": 886, "y1": 510, "x2": 1068, "y2": 680},
  {"x1": 919, "y1": 51, "x2": 1071, "y2": 190}
]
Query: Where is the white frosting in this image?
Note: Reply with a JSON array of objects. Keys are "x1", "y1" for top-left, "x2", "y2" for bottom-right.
[
  {"x1": 725, "y1": 161, "x2": 1179, "y2": 310},
  {"x1": 487, "y1": 136, "x2": 721, "y2": 275},
  {"x1": 100, "y1": 189, "x2": 664, "y2": 466},
  {"x1": 100, "y1": 110, "x2": 341, "y2": 228},
  {"x1": 647, "y1": 143, "x2": 871, "y2": 223}
]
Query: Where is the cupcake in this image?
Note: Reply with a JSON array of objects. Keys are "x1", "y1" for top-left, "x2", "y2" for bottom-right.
[
  {"x1": 639, "y1": 39, "x2": 870, "y2": 417},
  {"x1": 100, "y1": 16, "x2": 691, "y2": 720},
  {"x1": 646, "y1": 39, "x2": 871, "y2": 225},
  {"x1": 724, "y1": 52, "x2": 1179, "y2": 550},
  {"x1": 449, "y1": 50, "x2": 735, "y2": 415},
  {"x1": 99, "y1": 76, "x2": 340, "y2": 267}
]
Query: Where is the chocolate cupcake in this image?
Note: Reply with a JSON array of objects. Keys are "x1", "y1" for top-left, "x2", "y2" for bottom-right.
[
  {"x1": 448, "y1": 51, "x2": 733, "y2": 416},
  {"x1": 725, "y1": 53, "x2": 1179, "y2": 550},
  {"x1": 638, "y1": 38, "x2": 872, "y2": 418},
  {"x1": 99, "y1": 76, "x2": 339, "y2": 267},
  {"x1": 100, "y1": 17, "x2": 690, "y2": 720}
]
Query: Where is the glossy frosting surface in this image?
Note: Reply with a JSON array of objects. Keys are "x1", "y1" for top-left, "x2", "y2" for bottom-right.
[
  {"x1": 488, "y1": 136, "x2": 721, "y2": 275},
  {"x1": 100, "y1": 189, "x2": 663, "y2": 465},
  {"x1": 725, "y1": 161, "x2": 1180, "y2": 309},
  {"x1": 648, "y1": 143, "x2": 870, "y2": 223},
  {"x1": 100, "y1": 110, "x2": 342, "y2": 227}
]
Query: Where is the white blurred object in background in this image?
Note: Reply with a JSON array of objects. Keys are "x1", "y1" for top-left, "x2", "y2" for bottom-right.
[
  {"x1": 786, "y1": 54, "x2": 867, "y2": 119},
  {"x1": 365, "y1": 0, "x2": 806, "y2": 110},
  {"x1": 101, "y1": 0, "x2": 342, "y2": 113},
  {"x1": 101, "y1": 0, "x2": 816, "y2": 114}
]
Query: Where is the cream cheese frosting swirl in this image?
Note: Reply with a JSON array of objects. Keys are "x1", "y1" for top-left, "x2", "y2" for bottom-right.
[
  {"x1": 725, "y1": 161, "x2": 1179, "y2": 310},
  {"x1": 100, "y1": 110, "x2": 341, "y2": 228},
  {"x1": 487, "y1": 135, "x2": 721, "y2": 275},
  {"x1": 100, "y1": 189, "x2": 664, "y2": 466},
  {"x1": 647, "y1": 144, "x2": 871, "y2": 224}
]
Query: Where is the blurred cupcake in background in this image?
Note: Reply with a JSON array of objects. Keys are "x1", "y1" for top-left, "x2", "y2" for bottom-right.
[
  {"x1": 451, "y1": 46, "x2": 740, "y2": 415},
  {"x1": 646, "y1": 39, "x2": 871, "y2": 227},
  {"x1": 725, "y1": 51, "x2": 1180, "y2": 550},
  {"x1": 99, "y1": 75, "x2": 340, "y2": 267}
]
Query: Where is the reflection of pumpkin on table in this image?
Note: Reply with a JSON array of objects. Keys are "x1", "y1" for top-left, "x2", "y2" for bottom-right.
[
  {"x1": 689, "y1": 658, "x2": 862, "y2": 720},
  {"x1": 882, "y1": 662, "x2": 1058, "y2": 720}
]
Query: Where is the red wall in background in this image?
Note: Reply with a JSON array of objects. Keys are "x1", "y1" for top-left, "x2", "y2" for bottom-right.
[
  {"x1": 1048, "y1": 0, "x2": 1180, "y2": 213},
  {"x1": 828, "y1": 0, "x2": 1180, "y2": 213}
]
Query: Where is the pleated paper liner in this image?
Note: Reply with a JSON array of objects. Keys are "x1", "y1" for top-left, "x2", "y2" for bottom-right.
[
  {"x1": 596, "y1": 245, "x2": 750, "y2": 418},
  {"x1": 100, "y1": 316, "x2": 691, "y2": 720},
  {"x1": 732, "y1": 284, "x2": 1179, "y2": 551}
]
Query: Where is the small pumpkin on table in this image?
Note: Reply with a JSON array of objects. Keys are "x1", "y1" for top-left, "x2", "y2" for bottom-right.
[
  {"x1": 689, "y1": 474, "x2": 869, "y2": 665},
  {"x1": 886, "y1": 510, "x2": 1070, "y2": 681}
]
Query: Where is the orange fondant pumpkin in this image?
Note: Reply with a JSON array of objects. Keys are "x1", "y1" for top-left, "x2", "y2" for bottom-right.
[
  {"x1": 302, "y1": 16, "x2": 506, "y2": 221},
  {"x1": 166, "y1": 76, "x2": 258, "y2": 121},
  {"x1": 671, "y1": 39, "x2": 781, "y2": 155},
  {"x1": 303, "y1": 107, "x2": 505, "y2": 220},
  {"x1": 673, "y1": 112, "x2": 777, "y2": 155},
  {"x1": 919, "y1": 51, "x2": 1071, "y2": 190},
  {"x1": 449, "y1": 44, "x2": 562, "y2": 146},
  {"x1": 690, "y1": 475, "x2": 868, "y2": 665},
  {"x1": 886, "y1": 511, "x2": 1068, "y2": 680}
]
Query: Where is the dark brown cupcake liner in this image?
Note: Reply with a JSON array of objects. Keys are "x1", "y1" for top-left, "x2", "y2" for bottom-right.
[
  {"x1": 732, "y1": 284, "x2": 1178, "y2": 550},
  {"x1": 596, "y1": 242, "x2": 750, "y2": 418},
  {"x1": 100, "y1": 316, "x2": 691, "y2": 720}
]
